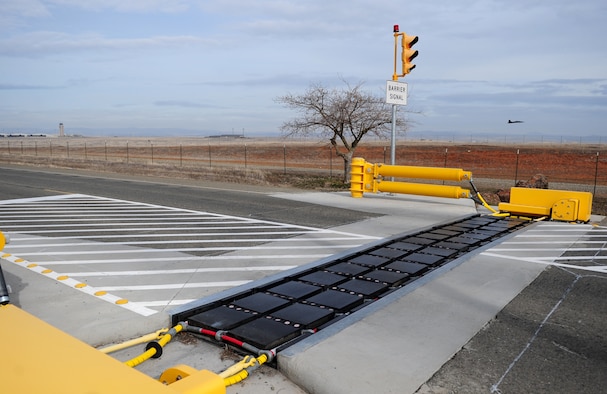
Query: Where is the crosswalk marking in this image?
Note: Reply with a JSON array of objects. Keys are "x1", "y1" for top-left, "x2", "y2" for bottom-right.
[
  {"x1": 481, "y1": 222, "x2": 607, "y2": 273},
  {"x1": 1, "y1": 194, "x2": 378, "y2": 316}
]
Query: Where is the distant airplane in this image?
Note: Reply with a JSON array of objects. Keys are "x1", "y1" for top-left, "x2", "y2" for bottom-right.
[{"x1": 508, "y1": 120, "x2": 524, "y2": 123}]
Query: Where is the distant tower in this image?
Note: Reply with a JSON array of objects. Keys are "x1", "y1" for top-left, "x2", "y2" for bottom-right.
[{"x1": 59, "y1": 123, "x2": 64, "y2": 137}]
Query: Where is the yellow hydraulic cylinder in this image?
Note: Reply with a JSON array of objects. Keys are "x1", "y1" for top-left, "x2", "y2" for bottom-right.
[
  {"x1": 374, "y1": 163, "x2": 472, "y2": 181},
  {"x1": 164, "y1": 368, "x2": 225, "y2": 394},
  {"x1": 376, "y1": 180, "x2": 470, "y2": 199}
]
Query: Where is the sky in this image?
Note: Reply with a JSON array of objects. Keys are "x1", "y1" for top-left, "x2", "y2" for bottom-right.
[{"x1": 1, "y1": 0, "x2": 606, "y2": 139}]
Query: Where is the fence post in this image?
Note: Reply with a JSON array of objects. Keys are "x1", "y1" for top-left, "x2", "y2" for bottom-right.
[
  {"x1": 283, "y1": 145, "x2": 287, "y2": 175},
  {"x1": 514, "y1": 149, "x2": 520, "y2": 185},
  {"x1": 244, "y1": 144, "x2": 247, "y2": 168},
  {"x1": 593, "y1": 152, "x2": 599, "y2": 196},
  {"x1": 443, "y1": 148, "x2": 448, "y2": 185},
  {"x1": 329, "y1": 146, "x2": 333, "y2": 179}
]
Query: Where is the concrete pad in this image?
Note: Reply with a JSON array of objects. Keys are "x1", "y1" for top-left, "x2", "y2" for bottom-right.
[
  {"x1": 1, "y1": 260, "x2": 168, "y2": 345},
  {"x1": 278, "y1": 242, "x2": 547, "y2": 394},
  {"x1": 276, "y1": 215, "x2": 607, "y2": 394},
  {"x1": 272, "y1": 191, "x2": 478, "y2": 237}
]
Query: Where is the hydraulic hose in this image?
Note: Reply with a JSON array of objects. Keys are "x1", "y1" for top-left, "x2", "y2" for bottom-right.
[
  {"x1": 184, "y1": 322, "x2": 277, "y2": 387},
  {"x1": 468, "y1": 179, "x2": 509, "y2": 216},
  {"x1": 99, "y1": 328, "x2": 169, "y2": 354},
  {"x1": 124, "y1": 322, "x2": 184, "y2": 368},
  {"x1": 184, "y1": 323, "x2": 270, "y2": 356},
  {"x1": 222, "y1": 353, "x2": 269, "y2": 387},
  {"x1": 476, "y1": 192, "x2": 510, "y2": 216},
  {"x1": 218, "y1": 355, "x2": 259, "y2": 379}
]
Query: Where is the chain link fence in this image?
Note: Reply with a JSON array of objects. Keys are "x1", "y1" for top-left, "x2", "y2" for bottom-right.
[{"x1": 0, "y1": 137, "x2": 604, "y2": 197}]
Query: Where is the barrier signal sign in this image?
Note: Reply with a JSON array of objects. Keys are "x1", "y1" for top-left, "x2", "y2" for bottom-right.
[{"x1": 386, "y1": 80, "x2": 408, "y2": 106}]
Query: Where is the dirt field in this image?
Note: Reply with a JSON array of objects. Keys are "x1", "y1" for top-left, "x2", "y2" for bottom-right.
[{"x1": 0, "y1": 136, "x2": 605, "y2": 213}]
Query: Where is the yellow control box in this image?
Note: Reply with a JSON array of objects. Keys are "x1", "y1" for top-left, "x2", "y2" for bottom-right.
[{"x1": 498, "y1": 187, "x2": 593, "y2": 222}]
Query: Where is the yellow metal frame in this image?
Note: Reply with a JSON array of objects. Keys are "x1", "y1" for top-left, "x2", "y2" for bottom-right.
[
  {"x1": 350, "y1": 158, "x2": 471, "y2": 199},
  {"x1": 350, "y1": 159, "x2": 593, "y2": 222},
  {"x1": 0, "y1": 304, "x2": 225, "y2": 394}
]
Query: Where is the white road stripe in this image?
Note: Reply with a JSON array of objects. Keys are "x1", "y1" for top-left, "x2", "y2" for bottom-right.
[
  {"x1": 481, "y1": 252, "x2": 607, "y2": 274},
  {"x1": 508, "y1": 234, "x2": 607, "y2": 238},
  {"x1": 11, "y1": 230, "x2": 334, "y2": 241},
  {"x1": 99, "y1": 281, "x2": 252, "y2": 291},
  {"x1": 64, "y1": 266, "x2": 298, "y2": 277},
  {"x1": 1, "y1": 252, "x2": 157, "y2": 316},
  {"x1": 128, "y1": 299, "x2": 197, "y2": 307},
  {"x1": 18, "y1": 255, "x2": 329, "y2": 265},
  {"x1": 5, "y1": 236, "x2": 371, "y2": 249},
  {"x1": 11, "y1": 244, "x2": 362, "y2": 256},
  {"x1": 1, "y1": 222, "x2": 293, "y2": 229},
  {"x1": 503, "y1": 240, "x2": 607, "y2": 244},
  {"x1": 489, "y1": 248, "x2": 605, "y2": 252},
  {"x1": 480, "y1": 221, "x2": 607, "y2": 274},
  {"x1": 7, "y1": 225, "x2": 305, "y2": 234}
]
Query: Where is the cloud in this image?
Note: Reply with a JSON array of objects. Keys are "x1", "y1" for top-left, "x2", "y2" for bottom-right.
[
  {"x1": 190, "y1": 74, "x2": 314, "y2": 87},
  {"x1": 2, "y1": 0, "x2": 49, "y2": 16},
  {"x1": 0, "y1": 82, "x2": 58, "y2": 90},
  {"x1": 0, "y1": 0, "x2": 51, "y2": 30},
  {"x1": 46, "y1": 0, "x2": 190, "y2": 13},
  {"x1": 154, "y1": 100, "x2": 211, "y2": 108},
  {"x1": 1, "y1": 0, "x2": 605, "y2": 135},
  {"x1": 0, "y1": 31, "x2": 217, "y2": 57}
]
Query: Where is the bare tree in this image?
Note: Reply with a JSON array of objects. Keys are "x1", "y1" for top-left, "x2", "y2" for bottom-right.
[{"x1": 276, "y1": 81, "x2": 404, "y2": 182}]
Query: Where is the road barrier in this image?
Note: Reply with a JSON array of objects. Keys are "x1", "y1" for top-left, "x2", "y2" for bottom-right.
[{"x1": 350, "y1": 157, "x2": 471, "y2": 199}]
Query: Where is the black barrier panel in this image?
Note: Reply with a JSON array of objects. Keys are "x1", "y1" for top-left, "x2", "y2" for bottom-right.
[{"x1": 171, "y1": 215, "x2": 530, "y2": 354}]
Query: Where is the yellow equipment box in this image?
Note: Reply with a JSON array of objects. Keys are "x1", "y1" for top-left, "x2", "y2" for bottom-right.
[
  {"x1": 498, "y1": 187, "x2": 593, "y2": 222},
  {"x1": 0, "y1": 304, "x2": 225, "y2": 394}
]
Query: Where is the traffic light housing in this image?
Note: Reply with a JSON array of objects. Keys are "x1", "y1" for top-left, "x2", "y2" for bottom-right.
[{"x1": 401, "y1": 33, "x2": 418, "y2": 75}]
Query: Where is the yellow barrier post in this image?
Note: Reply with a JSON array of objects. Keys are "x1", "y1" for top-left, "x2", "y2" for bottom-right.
[
  {"x1": 350, "y1": 158, "x2": 471, "y2": 199},
  {"x1": 350, "y1": 157, "x2": 375, "y2": 197}
]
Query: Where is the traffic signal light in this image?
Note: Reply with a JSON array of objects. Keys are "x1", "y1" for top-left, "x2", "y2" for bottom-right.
[{"x1": 401, "y1": 34, "x2": 418, "y2": 75}]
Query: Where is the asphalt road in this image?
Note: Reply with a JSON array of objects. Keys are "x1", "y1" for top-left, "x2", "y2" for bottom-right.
[
  {"x1": 0, "y1": 164, "x2": 384, "y2": 333},
  {"x1": 0, "y1": 164, "x2": 379, "y2": 228},
  {"x1": 3, "y1": 164, "x2": 606, "y2": 394}
]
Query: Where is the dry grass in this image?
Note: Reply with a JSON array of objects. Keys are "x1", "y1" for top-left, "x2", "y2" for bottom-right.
[{"x1": 0, "y1": 136, "x2": 604, "y2": 214}]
